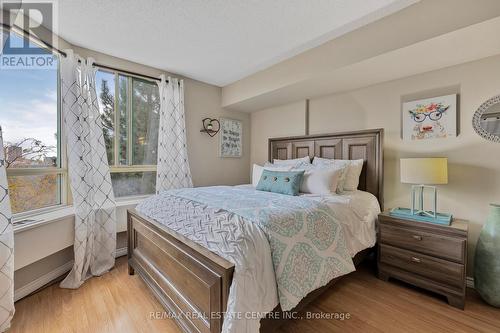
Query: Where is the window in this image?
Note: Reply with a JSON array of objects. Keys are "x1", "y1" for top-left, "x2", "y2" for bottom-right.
[
  {"x1": 0, "y1": 31, "x2": 65, "y2": 215},
  {"x1": 0, "y1": 30, "x2": 160, "y2": 217},
  {"x1": 95, "y1": 70, "x2": 159, "y2": 197}
]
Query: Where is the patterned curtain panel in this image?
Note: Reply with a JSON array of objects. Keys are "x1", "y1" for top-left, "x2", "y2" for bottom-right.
[
  {"x1": 59, "y1": 50, "x2": 116, "y2": 289},
  {"x1": 0, "y1": 127, "x2": 14, "y2": 332},
  {"x1": 156, "y1": 75, "x2": 193, "y2": 193}
]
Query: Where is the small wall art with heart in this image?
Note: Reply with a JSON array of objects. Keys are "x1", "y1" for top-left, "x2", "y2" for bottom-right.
[{"x1": 200, "y1": 118, "x2": 220, "y2": 137}]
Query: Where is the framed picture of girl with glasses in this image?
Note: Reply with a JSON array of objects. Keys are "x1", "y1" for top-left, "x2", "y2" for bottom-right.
[{"x1": 402, "y1": 94, "x2": 458, "y2": 141}]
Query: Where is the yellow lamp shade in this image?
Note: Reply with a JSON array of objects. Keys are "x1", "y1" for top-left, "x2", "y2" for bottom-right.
[{"x1": 400, "y1": 158, "x2": 448, "y2": 185}]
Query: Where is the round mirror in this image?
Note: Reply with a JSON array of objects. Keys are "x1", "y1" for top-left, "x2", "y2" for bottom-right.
[{"x1": 473, "y1": 95, "x2": 500, "y2": 143}]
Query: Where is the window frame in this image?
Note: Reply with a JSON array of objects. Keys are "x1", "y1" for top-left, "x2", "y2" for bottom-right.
[
  {"x1": 6, "y1": 55, "x2": 70, "y2": 219},
  {"x1": 3, "y1": 28, "x2": 160, "y2": 218},
  {"x1": 97, "y1": 69, "x2": 158, "y2": 196}
]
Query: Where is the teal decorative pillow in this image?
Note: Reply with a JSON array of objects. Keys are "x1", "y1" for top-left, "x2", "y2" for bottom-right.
[{"x1": 256, "y1": 170, "x2": 305, "y2": 196}]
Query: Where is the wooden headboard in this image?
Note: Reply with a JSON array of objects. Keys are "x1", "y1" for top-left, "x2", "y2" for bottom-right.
[{"x1": 269, "y1": 129, "x2": 384, "y2": 209}]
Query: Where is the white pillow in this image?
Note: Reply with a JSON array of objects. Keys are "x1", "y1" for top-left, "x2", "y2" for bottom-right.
[
  {"x1": 299, "y1": 166, "x2": 342, "y2": 195},
  {"x1": 273, "y1": 156, "x2": 311, "y2": 167},
  {"x1": 252, "y1": 164, "x2": 292, "y2": 187},
  {"x1": 312, "y1": 157, "x2": 364, "y2": 191}
]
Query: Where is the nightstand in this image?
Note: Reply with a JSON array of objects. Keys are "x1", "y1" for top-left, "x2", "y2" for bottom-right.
[{"x1": 377, "y1": 211, "x2": 468, "y2": 309}]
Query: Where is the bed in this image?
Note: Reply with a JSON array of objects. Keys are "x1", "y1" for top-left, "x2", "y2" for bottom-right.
[{"x1": 127, "y1": 128, "x2": 384, "y2": 333}]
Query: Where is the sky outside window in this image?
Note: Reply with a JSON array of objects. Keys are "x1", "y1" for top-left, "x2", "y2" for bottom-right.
[{"x1": 0, "y1": 31, "x2": 58, "y2": 159}]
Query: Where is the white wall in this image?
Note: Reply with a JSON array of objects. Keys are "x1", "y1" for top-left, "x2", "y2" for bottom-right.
[
  {"x1": 250, "y1": 100, "x2": 306, "y2": 166},
  {"x1": 251, "y1": 54, "x2": 500, "y2": 273},
  {"x1": 14, "y1": 203, "x2": 133, "y2": 271}
]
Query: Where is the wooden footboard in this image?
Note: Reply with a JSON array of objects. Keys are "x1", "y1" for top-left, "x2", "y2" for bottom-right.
[
  {"x1": 128, "y1": 209, "x2": 235, "y2": 333},
  {"x1": 128, "y1": 208, "x2": 373, "y2": 333}
]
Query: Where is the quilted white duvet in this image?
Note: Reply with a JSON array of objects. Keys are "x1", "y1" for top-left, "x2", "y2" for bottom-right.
[{"x1": 136, "y1": 185, "x2": 379, "y2": 333}]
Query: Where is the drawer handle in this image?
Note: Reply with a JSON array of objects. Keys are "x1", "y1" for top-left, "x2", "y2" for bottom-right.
[
  {"x1": 412, "y1": 235, "x2": 423, "y2": 241},
  {"x1": 411, "y1": 257, "x2": 421, "y2": 263}
]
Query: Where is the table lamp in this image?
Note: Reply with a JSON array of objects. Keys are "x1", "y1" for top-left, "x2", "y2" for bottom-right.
[{"x1": 391, "y1": 158, "x2": 452, "y2": 225}]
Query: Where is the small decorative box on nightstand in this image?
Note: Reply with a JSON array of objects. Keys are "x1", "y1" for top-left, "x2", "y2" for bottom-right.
[{"x1": 377, "y1": 211, "x2": 468, "y2": 309}]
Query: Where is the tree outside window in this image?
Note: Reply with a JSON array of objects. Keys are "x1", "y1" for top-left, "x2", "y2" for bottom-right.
[{"x1": 96, "y1": 70, "x2": 159, "y2": 197}]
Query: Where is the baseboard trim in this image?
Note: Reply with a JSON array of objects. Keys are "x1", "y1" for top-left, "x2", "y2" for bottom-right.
[
  {"x1": 466, "y1": 276, "x2": 475, "y2": 289},
  {"x1": 14, "y1": 247, "x2": 128, "y2": 302},
  {"x1": 14, "y1": 260, "x2": 74, "y2": 302}
]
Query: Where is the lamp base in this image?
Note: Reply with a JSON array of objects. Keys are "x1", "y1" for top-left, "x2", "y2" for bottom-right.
[{"x1": 389, "y1": 207, "x2": 452, "y2": 225}]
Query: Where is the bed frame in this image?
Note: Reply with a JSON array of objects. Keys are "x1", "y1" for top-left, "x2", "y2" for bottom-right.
[{"x1": 127, "y1": 128, "x2": 384, "y2": 333}]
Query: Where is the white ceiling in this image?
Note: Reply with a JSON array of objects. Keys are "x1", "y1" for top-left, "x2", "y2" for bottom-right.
[{"x1": 51, "y1": 0, "x2": 418, "y2": 86}]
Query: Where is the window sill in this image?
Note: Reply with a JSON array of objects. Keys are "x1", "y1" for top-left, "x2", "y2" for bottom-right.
[
  {"x1": 115, "y1": 194, "x2": 151, "y2": 206},
  {"x1": 13, "y1": 206, "x2": 75, "y2": 234},
  {"x1": 13, "y1": 195, "x2": 151, "y2": 234}
]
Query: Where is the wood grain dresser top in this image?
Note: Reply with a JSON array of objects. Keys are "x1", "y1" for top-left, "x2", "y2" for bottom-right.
[{"x1": 378, "y1": 211, "x2": 468, "y2": 236}]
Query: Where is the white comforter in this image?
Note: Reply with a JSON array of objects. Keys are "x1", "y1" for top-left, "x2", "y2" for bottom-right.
[
  {"x1": 136, "y1": 186, "x2": 379, "y2": 333},
  {"x1": 236, "y1": 184, "x2": 380, "y2": 256},
  {"x1": 301, "y1": 189, "x2": 380, "y2": 256}
]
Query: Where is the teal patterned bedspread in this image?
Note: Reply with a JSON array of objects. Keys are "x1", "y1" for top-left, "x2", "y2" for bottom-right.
[{"x1": 168, "y1": 186, "x2": 355, "y2": 310}]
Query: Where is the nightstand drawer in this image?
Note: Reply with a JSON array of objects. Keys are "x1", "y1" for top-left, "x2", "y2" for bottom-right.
[
  {"x1": 379, "y1": 224, "x2": 466, "y2": 263},
  {"x1": 380, "y1": 244, "x2": 464, "y2": 289}
]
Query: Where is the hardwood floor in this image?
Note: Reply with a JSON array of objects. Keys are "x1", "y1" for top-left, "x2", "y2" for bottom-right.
[
  {"x1": 10, "y1": 257, "x2": 179, "y2": 333},
  {"x1": 10, "y1": 257, "x2": 500, "y2": 333}
]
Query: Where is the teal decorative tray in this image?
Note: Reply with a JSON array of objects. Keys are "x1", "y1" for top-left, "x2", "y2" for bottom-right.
[{"x1": 389, "y1": 207, "x2": 453, "y2": 226}]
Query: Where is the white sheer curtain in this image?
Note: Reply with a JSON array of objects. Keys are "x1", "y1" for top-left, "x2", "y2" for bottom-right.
[
  {"x1": 59, "y1": 50, "x2": 116, "y2": 289},
  {"x1": 0, "y1": 127, "x2": 14, "y2": 332},
  {"x1": 156, "y1": 75, "x2": 192, "y2": 193}
]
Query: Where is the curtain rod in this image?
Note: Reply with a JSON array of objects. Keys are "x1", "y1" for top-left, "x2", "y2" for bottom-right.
[{"x1": 1, "y1": 23, "x2": 174, "y2": 84}]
